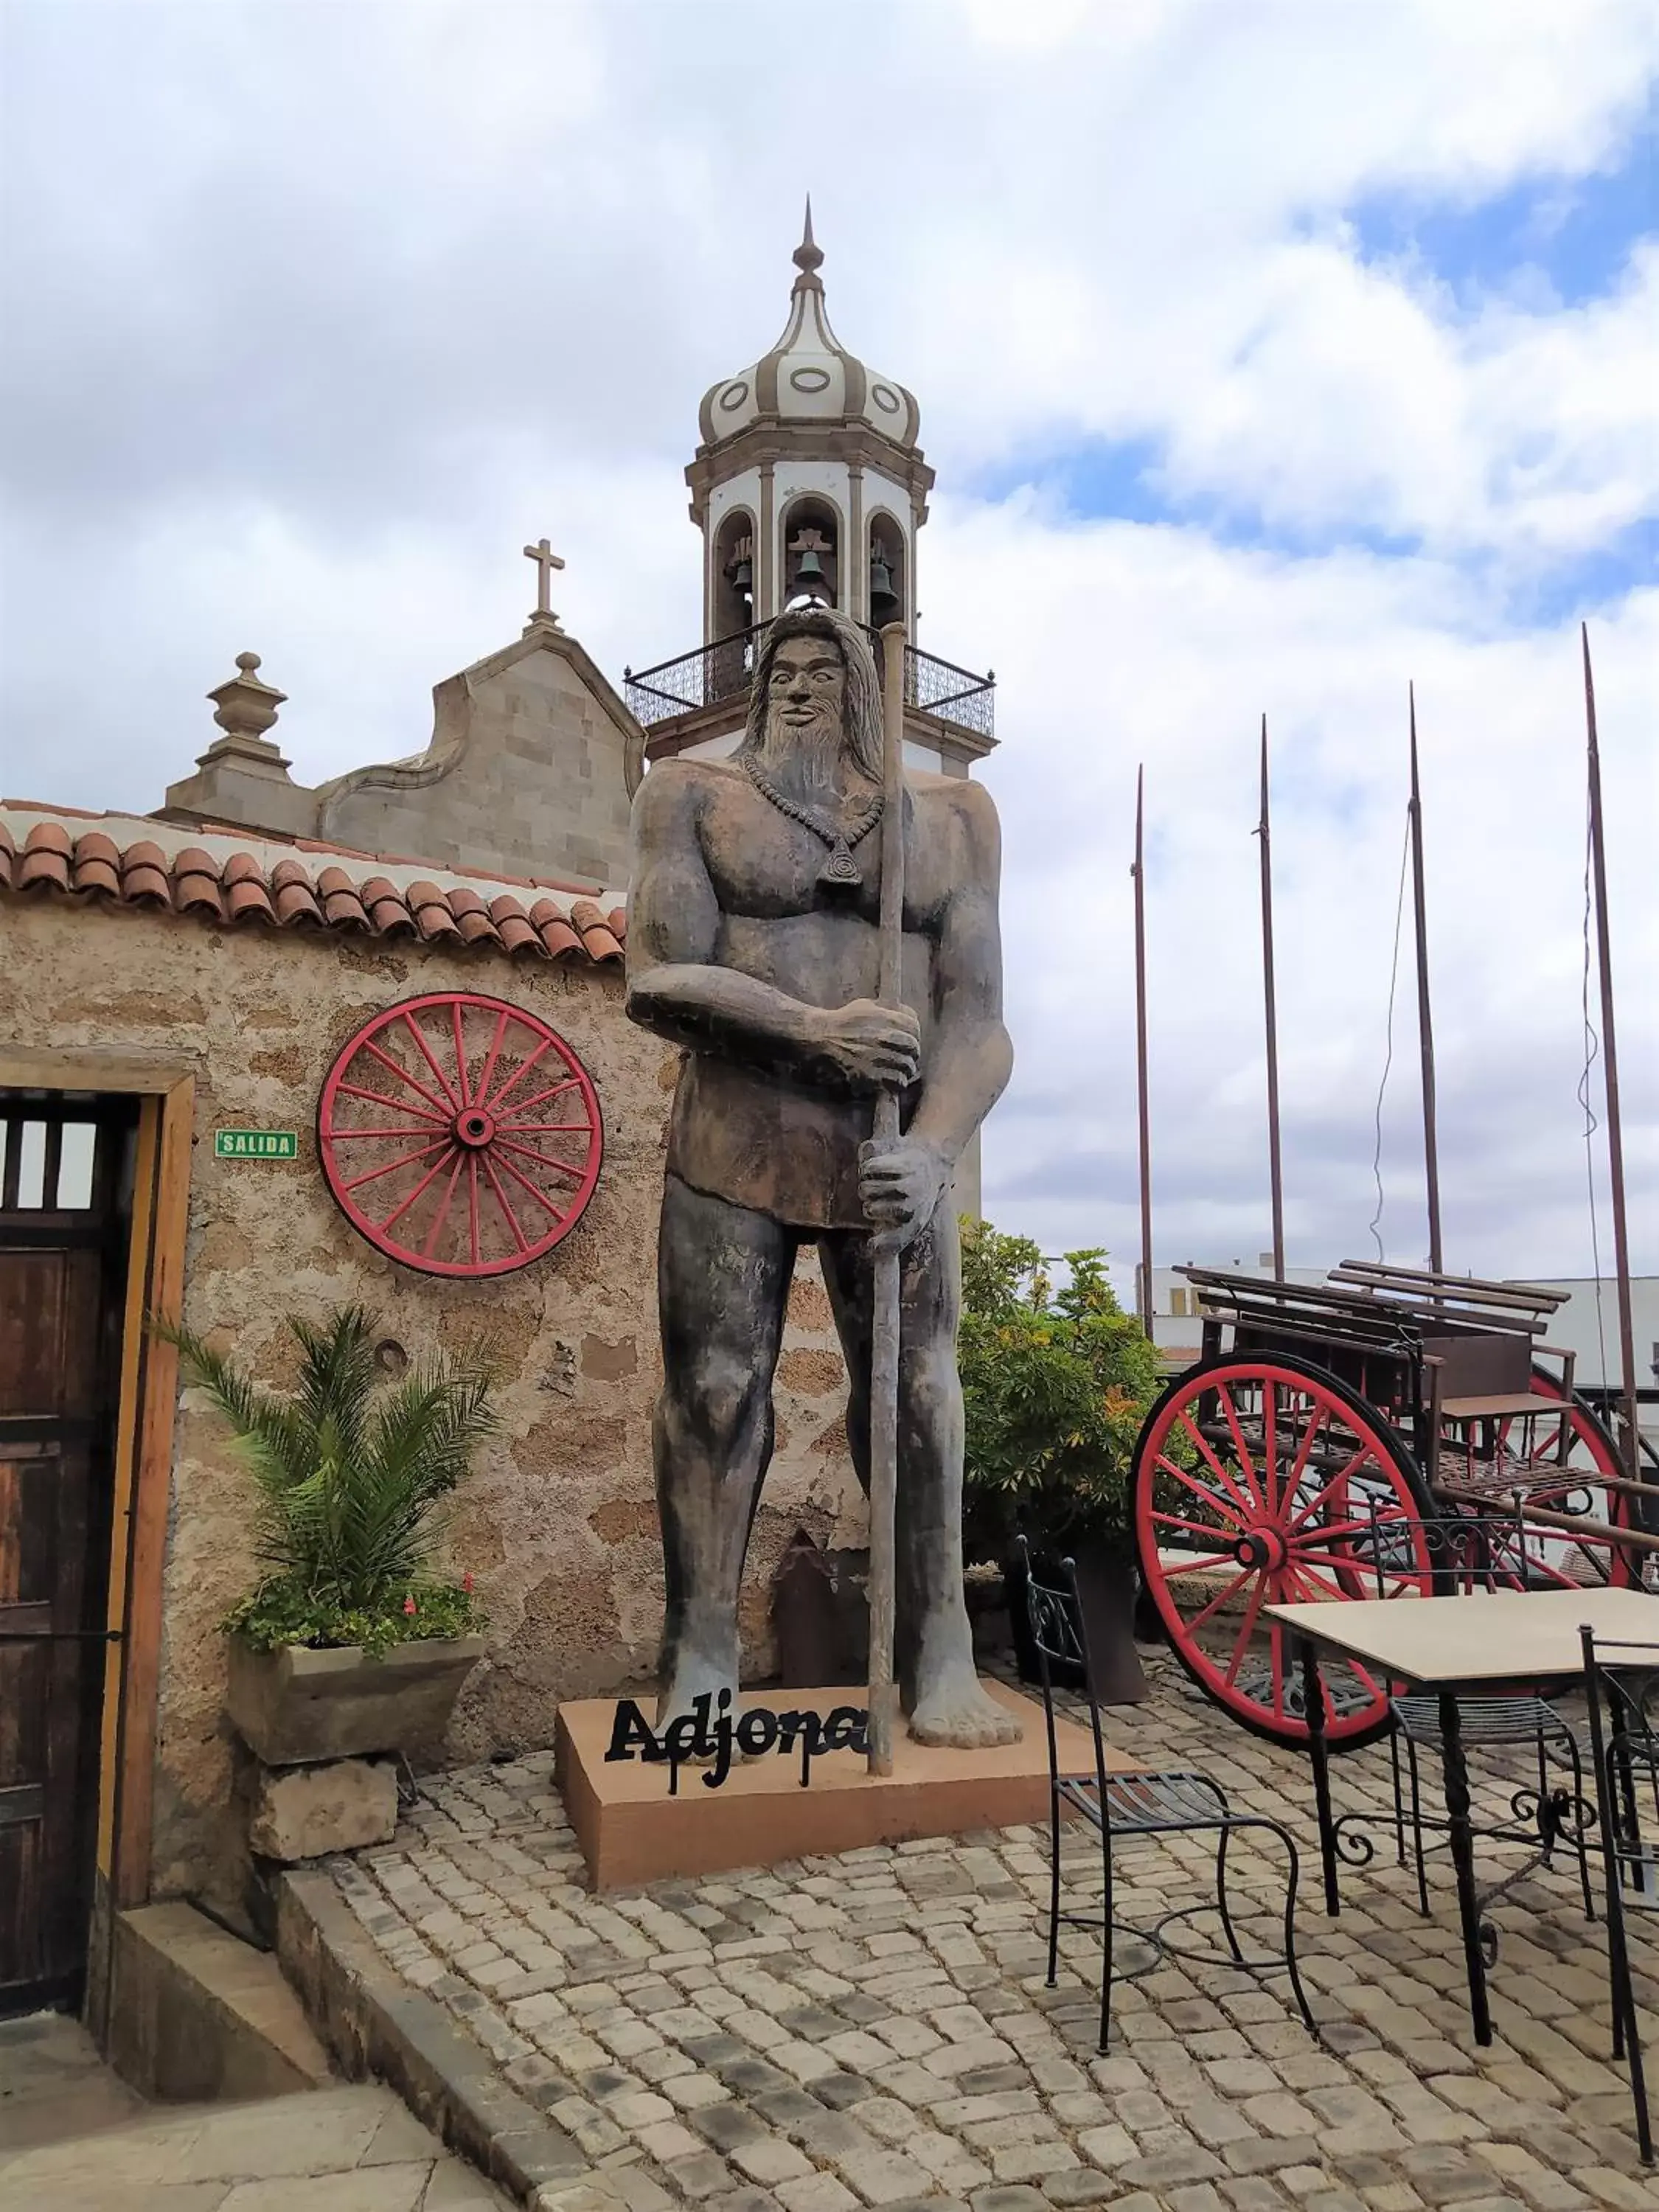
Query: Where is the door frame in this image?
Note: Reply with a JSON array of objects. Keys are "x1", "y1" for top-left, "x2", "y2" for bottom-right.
[{"x1": 0, "y1": 1051, "x2": 194, "y2": 1916}]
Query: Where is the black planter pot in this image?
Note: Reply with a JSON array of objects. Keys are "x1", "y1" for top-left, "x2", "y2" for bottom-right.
[{"x1": 1004, "y1": 1541, "x2": 1149, "y2": 1705}]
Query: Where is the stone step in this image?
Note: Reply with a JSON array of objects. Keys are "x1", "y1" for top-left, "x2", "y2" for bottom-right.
[{"x1": 107, "y1": 1898, "x2": 334, "y2": 2103}]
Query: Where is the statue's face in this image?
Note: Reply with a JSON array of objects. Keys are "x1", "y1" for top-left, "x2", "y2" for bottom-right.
[{"x1": 766, "y1": 634, "x2": 846, "y2": 748}]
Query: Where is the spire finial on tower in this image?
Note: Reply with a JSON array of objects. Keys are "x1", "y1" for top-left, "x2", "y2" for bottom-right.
[{"x1": 793, "y1": 195, "x2": 824, "y2": 279}]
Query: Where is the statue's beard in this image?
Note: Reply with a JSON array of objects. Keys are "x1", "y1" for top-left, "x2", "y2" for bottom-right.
[{"x1": 759, "y1": 702, "x2": 854, "y2": 798}]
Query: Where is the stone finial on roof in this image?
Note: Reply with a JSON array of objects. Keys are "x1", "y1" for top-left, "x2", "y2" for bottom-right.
[
  {"x1": 206, "y1": 651, "x2": 288, "y2": 759},
  {"x1": 793, "y1": 195, "x2": 823, "y2": 279},
  {"x1": 161, "y1": 650, "x2": 308, "y2": 835}
]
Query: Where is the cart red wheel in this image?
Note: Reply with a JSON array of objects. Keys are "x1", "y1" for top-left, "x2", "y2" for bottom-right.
[
  {"x1": 1133, "y1": 1352, "x2": 1436, "y2": 1749},
  {"x1": 318, "y1": 992, "x2": 602, "y2": 1278},
  {"x1": 1446, "y1": 1366, "x2": 1644, "y2": 1590}
]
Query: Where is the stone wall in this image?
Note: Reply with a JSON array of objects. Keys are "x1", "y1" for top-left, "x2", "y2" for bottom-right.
[{"x1": 0, "y1": 897, "x2": 863, "y2": 1898}]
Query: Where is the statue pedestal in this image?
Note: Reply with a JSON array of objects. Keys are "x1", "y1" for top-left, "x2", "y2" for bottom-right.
[{"x1": 553, "y1": 1679, "x2": 1135, "y2": 1891}]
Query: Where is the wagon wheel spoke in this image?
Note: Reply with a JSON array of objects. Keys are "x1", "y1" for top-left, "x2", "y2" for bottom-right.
[
  {"x1": 361, "y1": 1039, "x2": 453, "y2": 1121},
  {"x1": 380, "y1": 1147, "x2": 458, "y2": 1234},
  {"x1": 1174, "y1": 1411, "x2": 1259, "y2": 1524},
  {"x1": 402, "y1": 1009, "x2": 462, "y2": 1110},
  {"x1": 451, "y1": 999, "x2": 471, "y2": 1107},
  {"x1": 495, "y1": 1138, "x2": 588, "y2": 1182},
  {"x1": 1225, "y1": 1580, "x2": 1269, "y2": 1685},
  {"x1": 496, "y1": 1077, "x2": 581, "y2": 1124},
  {"x1": 493, "y1": 1152, "x2": 569, "y2": 1222},
  {"x1": 333, "y1": 1080, "x2": 446, "y2": 1125},
  {"x1": 421, "y1": 1152, "x2": 468, "y2": 1259},
  {"x1": 484, "y1": 1037, "x2": 553, "y2": 1116},
  {"x1": 340, "y1": 1136, "x2": 450, "y2": 1194},
  {"x1": 480, "y1": 1155, "x2": 531, "y2": 1253},
  {"x1": 1156, "y1": 1455, "x2": 1250, "y2": 1531},
  {"x1": 1217, "y1": 1385, "x2": 1265, "y2": 1511}
]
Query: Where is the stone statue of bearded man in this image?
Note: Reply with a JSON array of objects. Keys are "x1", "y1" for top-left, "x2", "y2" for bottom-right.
[{"x1": 626, "y1": 605, "x2": 1018, "y2": 1750}]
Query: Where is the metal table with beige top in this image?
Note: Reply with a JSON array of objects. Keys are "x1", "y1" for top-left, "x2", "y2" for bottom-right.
[{"x1": 1267, "y1": 1585, "x2": 1659, "y2": 2045}]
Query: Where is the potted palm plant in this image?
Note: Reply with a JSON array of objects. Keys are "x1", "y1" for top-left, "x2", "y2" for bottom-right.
[
  {"x1": 161, "y1": 1304, "x2": 495, "y2": 1766},
  {"x1": 957, "y1": 1222, "x2": 1161, "y2": 1703}
]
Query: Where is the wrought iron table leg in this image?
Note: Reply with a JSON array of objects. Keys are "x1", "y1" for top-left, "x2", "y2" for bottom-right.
[
  {"x1": 1437, "y1": 1688, "x2": 1492, "y2": 2046},
  {"x1": 1301, "y1": 1635, "x2": 1340, "y2": 1916}
]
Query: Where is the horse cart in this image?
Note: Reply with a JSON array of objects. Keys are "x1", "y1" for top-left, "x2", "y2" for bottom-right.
[{"x1": 1132, "y1": 1260, "x2": 1655, "y2": 1750}]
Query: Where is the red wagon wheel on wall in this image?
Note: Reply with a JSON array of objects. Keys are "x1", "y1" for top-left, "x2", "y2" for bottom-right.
[
  {"x1": 1133, "y1": 1352, "x2": 1436, "y2": 1750},
  {"x1": 318, "y1": 992, "x2": 603, "y2": 1279}
]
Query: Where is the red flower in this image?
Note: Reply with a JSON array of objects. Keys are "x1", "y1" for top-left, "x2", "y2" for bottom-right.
[
  {"x1": 403, "y1": 1595, "x2": 418, "y2": 1615},
  {"x1": 462, "y1": 1572, "x2": 474, "y2": 1593}
]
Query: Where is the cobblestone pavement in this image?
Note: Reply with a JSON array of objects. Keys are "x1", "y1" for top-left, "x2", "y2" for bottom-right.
[
  {"x1": 329, "y1": 1652, "x2": 1659, "y2": 2212},
  {"x1": 0, "y1": 2011, "x2": 510, "y2": 2210}
]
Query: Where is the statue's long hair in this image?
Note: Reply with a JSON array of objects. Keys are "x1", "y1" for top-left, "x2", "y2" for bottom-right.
[{"x1": 737, "y1": 604, "x2": 884, "y2": 785}]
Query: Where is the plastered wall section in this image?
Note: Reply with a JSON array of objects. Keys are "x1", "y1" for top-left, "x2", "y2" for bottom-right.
[
  {"x1": 319, "y1": 647, "x2": 635, "y2": 888},
  {"x1": 0, "y1": 898, "x2": 866, "y2": 1897}
]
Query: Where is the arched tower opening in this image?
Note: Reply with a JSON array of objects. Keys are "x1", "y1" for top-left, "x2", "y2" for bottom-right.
[
  {"x1": 712, "y1": 509, "x2": 756, "y2": 637},
  {"x1": 867, "y1": 512, "x2": 907, "y2": 631},
  {"x1": 782, "y1": 496, "x2": 841, "y2": 608}
]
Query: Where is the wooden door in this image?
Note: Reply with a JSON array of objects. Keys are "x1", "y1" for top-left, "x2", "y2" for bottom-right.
[{"x1": 0, "y1": 1100, "x2": 133, "y2": 2014}]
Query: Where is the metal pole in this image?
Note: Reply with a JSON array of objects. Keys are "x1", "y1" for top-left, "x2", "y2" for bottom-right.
[
  {"x1": 1582, "y1": 625, "x2": 1641, "y2": 1486},
  {"x1": 1408, "y1": 686, "x2": 1444, "y2": 1277},
  {"x1": 1257, "y1": 716, "x2": 1286, "y2": 1280},
  {"x1": 1133, "y1": 766, "x2": 1154, "y2": 1337},
  {"x1": 866, "y1": 622, "x2": 908, "y2": 1775}
]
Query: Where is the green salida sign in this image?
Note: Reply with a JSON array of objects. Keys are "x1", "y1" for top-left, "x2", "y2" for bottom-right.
[{"x1": 215, "y1": 1129, "x2": 298, "y2": 1161}]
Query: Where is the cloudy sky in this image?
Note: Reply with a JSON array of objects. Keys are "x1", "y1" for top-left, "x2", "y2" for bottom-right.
[{"x1": 2, "y1": 0, "x2": 1654, "y2": 1287}]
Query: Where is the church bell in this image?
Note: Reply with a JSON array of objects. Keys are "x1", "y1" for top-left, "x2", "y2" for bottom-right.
[
  {"x1": 869, "y1": 545, "x2": 898, "y2": 619},
  {"x1": 793, "y1": 545, "x2": 827, "y2": 595}
]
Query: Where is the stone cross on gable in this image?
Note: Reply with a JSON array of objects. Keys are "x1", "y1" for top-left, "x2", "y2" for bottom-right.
[{"x1": 523, "y1": 536, "x2": 566, "y2": 625}]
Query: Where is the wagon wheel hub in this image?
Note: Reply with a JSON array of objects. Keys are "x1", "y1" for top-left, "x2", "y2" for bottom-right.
[
  {"x1": 1234, "y1": 1523, "x2": 1288, "y2": 1573},
  {"x1": 453, "y1": 1106, "x2": 497, "y2": 1150}
]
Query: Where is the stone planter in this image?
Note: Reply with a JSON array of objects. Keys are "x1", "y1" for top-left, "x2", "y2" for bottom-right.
[{"x1": 226, "y1": 1635, "x2": 486, "y2": 1767}]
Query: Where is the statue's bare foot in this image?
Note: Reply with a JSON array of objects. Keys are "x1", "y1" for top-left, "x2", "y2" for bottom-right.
[
  {"x1": 655, "y1": 1648, "x2": 736, "y2": 1750},
  {"x1": 908, "y1": 1663, "x2": 1022, "y2": 1750}
]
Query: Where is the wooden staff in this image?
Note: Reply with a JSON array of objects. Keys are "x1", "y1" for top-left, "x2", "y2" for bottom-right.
[
  {"x1": 866, "y1": 622, "x2": 908, "y2": 1775},
  {"x1": 1257, "y1": 717, "x2": 1286, "y2": 1280},
  {"x1": 1133, "y1": 767, "x2": 1154, "y2": 1336},
  {"x1": 1582, "y1": 625, "x2": 1642, "y2": 1486},
  {"x1": 1408, "y1": 686, "x2": 1444, "y2": 1277}
]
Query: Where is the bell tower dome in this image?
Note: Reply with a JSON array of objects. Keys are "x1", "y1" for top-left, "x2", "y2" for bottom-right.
[{"x1": 625, "y1": 205, "x2": 994, "y2": 777}]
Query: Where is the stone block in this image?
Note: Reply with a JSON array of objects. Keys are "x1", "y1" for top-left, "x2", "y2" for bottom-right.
[{"x1": 248, "y1": 1756, "x2": 399, "y2": 1861}]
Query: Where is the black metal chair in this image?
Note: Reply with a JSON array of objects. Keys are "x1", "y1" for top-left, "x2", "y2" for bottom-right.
[
  {"x1": 1579, "y1": 1628, "x2": 1659, "y2": 2166},
  {"x1": 1363, "y1": 1506, "x2": 1595, "y2": 1922},
  {"x1": 1016, "y1": 1535, "x2": 1316, "y2": 2051}
]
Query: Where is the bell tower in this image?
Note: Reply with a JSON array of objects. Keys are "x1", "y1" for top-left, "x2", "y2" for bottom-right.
[
  {"x1": 689, "y1": 201, "x2": 931, "y2": 640},
  {"x1": 626, "y1": 206, "x2": 995, "y2": 778}
]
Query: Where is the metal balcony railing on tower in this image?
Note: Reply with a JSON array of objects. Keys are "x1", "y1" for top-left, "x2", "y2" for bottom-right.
[{"x1": 624, "y1": 622, "x2": 995, "y2": 741}]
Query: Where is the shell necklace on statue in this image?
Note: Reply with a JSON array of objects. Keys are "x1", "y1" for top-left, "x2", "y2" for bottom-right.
[{"x1": 741, "y1": 756, "x2": 884, "y2": 888}]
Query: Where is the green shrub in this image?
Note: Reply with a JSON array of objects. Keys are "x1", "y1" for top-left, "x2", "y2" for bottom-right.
[
  {"x1": 157, "y1": 1304, "x2": 495, "y2": 1654},
  {"x1": 958, "y1": 1219, "x2": 1161, "y2": 1563}
]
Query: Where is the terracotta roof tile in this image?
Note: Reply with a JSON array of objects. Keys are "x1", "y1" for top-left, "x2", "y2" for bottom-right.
[
  {"x1": 72, "y1": 832, "x2": 122, "y2": 897},
  {"x1": 358, "y1": 874, "x2": 418, "y2": 937},
  {"x1": 19, "y1": 821, "x2": 73, "y2": 892},
  {"x1": 529, "y1": 898, "x2": 584, "y2": 960},
  {"x1": 268, "y1": 857, "x2": 323, "y2": 926},
  {"x1": 314, "y1": 866, "x2": 371, "y2": 931},
  {"x1": 0, "y1": 808, "x2": 628, "y2": 970},
  {"x1": 120, "y1": 841, "x2": 173, "y2": 906},
  {"x1": 487, "y1": 893, "x2": 540, "y2": 956},
  {"x1": 568, "y1": 897, "x2": 625, "y2": 964}
]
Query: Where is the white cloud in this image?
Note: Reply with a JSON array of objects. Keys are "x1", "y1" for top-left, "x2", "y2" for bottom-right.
[{"x1": 0, "y1": 0, "x2": 1653, "y2": 1281}]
